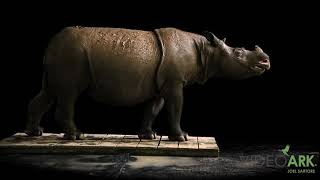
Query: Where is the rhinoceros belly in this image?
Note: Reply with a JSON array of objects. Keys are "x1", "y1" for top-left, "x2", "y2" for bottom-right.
[{"x1": 81, "y1": 28, "x2": 161, "y2": 106}]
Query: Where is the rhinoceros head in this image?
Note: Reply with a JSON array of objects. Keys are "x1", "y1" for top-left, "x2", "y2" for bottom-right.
[{"x1": 203, "y1": 31, "x2": 271, "y2": 80}]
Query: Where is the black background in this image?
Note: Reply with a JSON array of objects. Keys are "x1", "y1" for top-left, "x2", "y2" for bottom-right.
[{"x1": 2, "y1": 1, "x2": 319, "y2": 147}]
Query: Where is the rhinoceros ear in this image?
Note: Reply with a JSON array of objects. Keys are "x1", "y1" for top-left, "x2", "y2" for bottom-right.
[{"x1": 202, "y1": 31, "x2": 223, "y2": 47}]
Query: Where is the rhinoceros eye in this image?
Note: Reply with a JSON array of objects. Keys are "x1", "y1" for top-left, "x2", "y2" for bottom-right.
[{"x1": 233, "y1": 48, "x2": 244, "y2": 58}]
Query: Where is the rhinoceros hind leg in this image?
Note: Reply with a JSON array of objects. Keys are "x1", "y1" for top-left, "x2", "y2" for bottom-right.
[
  {"x1": 138, "y1": 97, "x2": 164, "y2": 139},
  {"x1": 55, "y1": 95, "x2": 83, "y2": 140},
  {"x1": 25, "y1": 126, "x2": 44, "y2": 136},
  {"x1": 25, "y1": 90, "x2": 53, "y2": 136}
]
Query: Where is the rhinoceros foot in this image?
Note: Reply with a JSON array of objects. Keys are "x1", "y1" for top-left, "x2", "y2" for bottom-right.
[
  {"x1": 63, "y1": 131, "x2": 85, "y2": 140},
  {"x1": 25, "y1": 126, "x2": 43, "y2": 136},
  {"x1": 138, "y1": 130, "x2": 157, "y2": 139},
  {"x1": 168, "y1": 131, "x2": 188, "y2": 141}
]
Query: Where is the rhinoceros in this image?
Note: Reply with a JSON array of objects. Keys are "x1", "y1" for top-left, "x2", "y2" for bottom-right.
[{"x1": 25, "y1": 26, "x2": 270, "y2": 141}]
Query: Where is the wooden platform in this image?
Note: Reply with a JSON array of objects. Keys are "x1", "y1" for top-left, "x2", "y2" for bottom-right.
[{"x1": 0, "y1": 133, "x2": 219, "y2": 157}]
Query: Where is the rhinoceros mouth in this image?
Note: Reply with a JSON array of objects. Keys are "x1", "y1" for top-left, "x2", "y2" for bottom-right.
[
  {"x1": 250, "y1": 59, "x2": 270, "y2": 73},
  {"x1": 250, "y1": 65, "x2": 265, "y2": 73}
]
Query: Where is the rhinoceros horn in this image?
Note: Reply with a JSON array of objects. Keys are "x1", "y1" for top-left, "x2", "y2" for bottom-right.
[{"x1": 255, "y1": 45, "x2": 264, "y2": 53}]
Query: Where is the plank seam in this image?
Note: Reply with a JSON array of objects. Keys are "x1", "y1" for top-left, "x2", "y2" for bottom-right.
[
  {"x1": 157, "y1": 136, "x2": 162, "y2": 149},
  {"x1": 197, "y1": 137, "x2": 199, "y2": 149}
]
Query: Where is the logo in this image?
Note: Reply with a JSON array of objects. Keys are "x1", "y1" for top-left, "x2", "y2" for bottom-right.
[{"x1": 280, "y1": 144, "x2": 318, "y2": 174}]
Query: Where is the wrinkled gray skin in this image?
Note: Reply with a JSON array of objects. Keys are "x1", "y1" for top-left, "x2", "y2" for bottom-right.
[{"x1": 25, "y1": 27, "x2": 270, "y2": 141}]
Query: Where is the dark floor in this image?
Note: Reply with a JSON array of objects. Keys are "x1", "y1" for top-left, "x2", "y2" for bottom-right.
[{"x1": 0, "y1": 144, "x2": 318, "y2": 179}]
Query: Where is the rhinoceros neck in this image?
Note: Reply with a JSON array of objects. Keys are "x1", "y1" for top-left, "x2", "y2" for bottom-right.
[
  {"x1": 179, "y1": 34, "x2": 210, "y2": 86},
  {"x1": 194, "y1": 37, "x2": 220, "y2": 84}
]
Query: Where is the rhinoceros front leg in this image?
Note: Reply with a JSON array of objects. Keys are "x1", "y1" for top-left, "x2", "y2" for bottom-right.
[
  {"x1": 164, "y1": 82, "x2": 188, "y2": 141},
  {"x1": 138, "y1": 97, "x2": 165, "y2": 139}
]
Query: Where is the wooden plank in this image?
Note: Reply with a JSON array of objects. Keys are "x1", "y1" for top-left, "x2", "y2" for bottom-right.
[
  {"x1": 98, "y1": 134, "x2": 124, "y2": 148},
  {"x1": 52, "y1": 134, "x2": 123, "y2": 154},
  {"x1": 158, "y1": 136, "x2": 178, "y2": 149},
  {"x1": 116, "y1": 135, "x2": 140, "y2": 150},
  {"x1": 137, "y1": 136, "x2": 160, "y2": 149},
  {"x1": 178, "y1": 136, "x2": 198, "y2": 149},
  {"x1": 104, "y1": 134, "x2": 125, "y2": 141},
  {"x1": 54, "y1": 140, "x2": 102, "y2": 146},
  {"x1": 134, "y1": 135, "x2": 161, "y2": 155},
  {"x1": 197, "y1": 136, "x2": 219, "y2": 157},
  {"x1": 0, "y1": 133, "x2": 63, "y2": 147},
  {"x1": 85, "y1": 134, "x2": 109, "y2": 140},
  {"x1": 197, "y1": 137, "x2": 218, "y2": 149},
  {"x1": 178, "y1": 136, "x2": 199, "y2": 156},
  {"x1": 54, "y1": 133, "x2": 107, "y2": 147},
  {"x1": 156, "y1": 136, "x2": 179, "y2": 156},
  {"x1": 0, "y1": 133, "x2": 219, "y2": 157}
]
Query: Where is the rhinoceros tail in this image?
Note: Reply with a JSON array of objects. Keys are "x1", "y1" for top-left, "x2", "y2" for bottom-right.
[
  {"x1": 41, "y1": 69, "x2": 48, "y2": 90},
  {"x1": 41, "y1": 56, "x2": 49, "y2": 91}
]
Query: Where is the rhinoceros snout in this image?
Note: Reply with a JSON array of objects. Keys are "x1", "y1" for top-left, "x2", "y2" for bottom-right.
[{"x1": 259, "y1": 58, "x2": 271, "y2": 70}]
